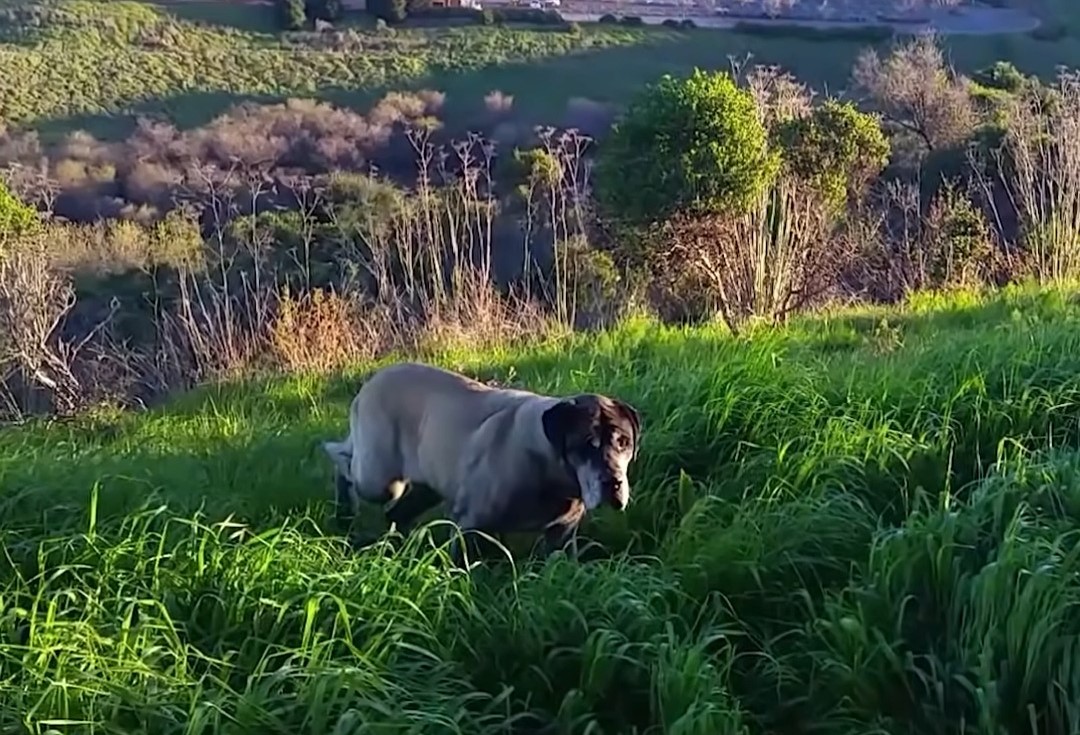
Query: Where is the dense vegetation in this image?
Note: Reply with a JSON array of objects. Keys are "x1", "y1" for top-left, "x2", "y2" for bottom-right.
[
  {"x1": 5, "y1": 0, "x2": 1080, "y2": 732},
  {"x1": 3, "y1": 286, "x2": 1080, "y2": 734}
]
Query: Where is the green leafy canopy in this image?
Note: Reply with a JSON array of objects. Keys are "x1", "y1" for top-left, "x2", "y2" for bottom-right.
[
  {"x1": 595, "y1": 68, "x2": 779, "y2": 224},
  {"x1": 775, "y1": 99, "x2": 890, "y2": 211}
]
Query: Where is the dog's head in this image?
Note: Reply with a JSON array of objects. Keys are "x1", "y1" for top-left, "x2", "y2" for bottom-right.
[{"x1": 542, "y1": 393, "x2": 642, "y2": 512}]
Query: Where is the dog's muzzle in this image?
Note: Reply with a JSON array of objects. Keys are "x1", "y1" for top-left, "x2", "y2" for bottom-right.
[{"x1": 609, "y1": 480, "x2": 630, "y2": 511}]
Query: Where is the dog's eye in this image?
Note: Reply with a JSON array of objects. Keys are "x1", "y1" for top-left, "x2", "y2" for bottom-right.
[{"x1": 615, "y1": 435, "x2": 629, "y2": 451}]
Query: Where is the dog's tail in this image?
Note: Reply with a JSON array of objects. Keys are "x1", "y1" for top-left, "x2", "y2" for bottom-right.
[{"x1": 322, "y1": 436, "x2": 354, "y2": 481}]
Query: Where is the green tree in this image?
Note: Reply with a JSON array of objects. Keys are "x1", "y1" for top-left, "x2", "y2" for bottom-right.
[
  {"x1": 775, "y1": 99, "x2": 890, "y2": 211},
  {"x1": 0, "y1": 180, "x2": 38, "y2": 239},
  {"x1": 595, "y1": 68, "x2": 778, "y2": 224},
  {"x1": 278, "y1": 0, "x2": 306, "y2": 29}
]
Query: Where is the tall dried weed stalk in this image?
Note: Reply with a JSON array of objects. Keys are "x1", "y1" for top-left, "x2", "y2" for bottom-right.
[{"x1": 992, "y1": 71, "x2": 1080, "y2": 283}]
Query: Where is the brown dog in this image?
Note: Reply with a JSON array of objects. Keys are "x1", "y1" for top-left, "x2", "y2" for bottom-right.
[{"x1": 321, "y1": 362, "x2": 641, "y2": 565}]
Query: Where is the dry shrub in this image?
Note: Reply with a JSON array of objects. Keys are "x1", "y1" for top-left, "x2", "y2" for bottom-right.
[
  {"x1": 270, "y1": 288, "x2": 388, "y2": 373},
  {"x1": 484, "y1": 90, "x2": 515, "y2": 116},
  {"x1": 166, "y1": 277, "x2": 263, "y2": 382},
  {"x1": 2, "y1": 91, "x2": 452, "y2": 223},
  {"x1": 33, "y1": 208, "x2": 204, "y2": 277},
  {"x1": 125, "y1": 160, "x2": 181, "y2": 205},
  {"x1": 417, "y1": 274, "x2": 558, "y2": 357},
  {"x1": 662, "y1": 175, "x2": 849, "y2": 332},
  {"x1": 853, "y1": 34, "x2": 976, "y2": 160},
  {"x1": 0, "y1": 233, "x2": 90, "y2": 414}
]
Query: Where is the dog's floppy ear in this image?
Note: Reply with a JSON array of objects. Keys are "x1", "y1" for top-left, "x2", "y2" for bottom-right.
[
  {"x1": 542, "y1": 398, "x2": 584, "y2": 454},
  {"x1": 321, "y1": 439, "x2": 353, "y2": 480},
  {"x1": 615, "y1": 399, "x2": 642, "y2": 459}
]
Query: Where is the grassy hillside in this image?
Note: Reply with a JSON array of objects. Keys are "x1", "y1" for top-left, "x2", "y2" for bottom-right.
[
  {"x1": 2, "y1": 0, "x2": 1080, "y2": 138},
  {"x1": 2, "y1": 284, "x2": 1080, "y2": 733}
]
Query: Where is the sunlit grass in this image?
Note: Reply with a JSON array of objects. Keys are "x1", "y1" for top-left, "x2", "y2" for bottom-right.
[{"x1": 2, "y1": 283, "x2": 1080, "y2": 732}]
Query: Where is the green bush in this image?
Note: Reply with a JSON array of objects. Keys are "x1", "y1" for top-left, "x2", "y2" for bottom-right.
[
  {"x1": 972, "y1": 60, "x2": 1028, "y2": 93},
  {"x1": 0, "y1": 180, "x2": 39, "y2": 238},
  {"x1": 278, "y1": 0, "x2": 307, "y2": 30},
  {"x1": 775, "y1": 99, "x2": 890, "y2": 210},
  {"x1": 490, "y1": 7, "x2": 565, "y2": 25},
  {"x1": 596, "y1": 68, "x2": 778, "y2": 223}
]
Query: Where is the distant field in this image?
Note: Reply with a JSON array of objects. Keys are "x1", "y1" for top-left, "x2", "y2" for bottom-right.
[
  {"x1": 2, "y1": 285, "x2": 1080, "y2": 731},
  {"x1": 1, "y1": 0, "x2": 1080, "y2": 139}
]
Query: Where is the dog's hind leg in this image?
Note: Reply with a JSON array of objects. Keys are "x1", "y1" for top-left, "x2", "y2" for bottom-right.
[{"x1": 334, "y1": 473, "x2": 359, "y2": 526}]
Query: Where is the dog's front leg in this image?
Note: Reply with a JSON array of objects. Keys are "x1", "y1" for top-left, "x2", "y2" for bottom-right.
[
  {"x1": 447, "y1": 526, "x2": 485, "y2": 569},
  {"x1": 541, "y1": 519, "x2": 581, "y2": 559},
  {"x1": 539, "y1": 499, "x2": 586, "y2": 560},
  {"x1": 447, "y1": 498, "x2": 498, "y2": 570}
]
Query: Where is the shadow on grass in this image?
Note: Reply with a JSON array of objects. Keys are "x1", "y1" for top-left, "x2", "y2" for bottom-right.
[
  {"x1": 27, "y1": 28, "x2": 880, "y2": 141},
  {"x1": 152, "y1": 0, "x2": 282, "y2": 34}
]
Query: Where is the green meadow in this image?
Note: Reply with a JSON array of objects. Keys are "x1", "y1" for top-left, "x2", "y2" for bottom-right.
[
  {"x1": 1, "y1": 0, "x2": 1080, "y2": 138},
  {"x1": 2, "y1": 284, "x2": 1080, "y2": 733}
]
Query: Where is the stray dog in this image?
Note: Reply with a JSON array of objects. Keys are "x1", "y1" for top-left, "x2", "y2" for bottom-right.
[{"x1": 321, "y1": 362, "x2": 641, "y2": 566}]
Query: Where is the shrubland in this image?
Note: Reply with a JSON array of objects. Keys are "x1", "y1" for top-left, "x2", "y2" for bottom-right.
[{"x1": 4, "y1": 24, "x2": 1080, "y2": 735}]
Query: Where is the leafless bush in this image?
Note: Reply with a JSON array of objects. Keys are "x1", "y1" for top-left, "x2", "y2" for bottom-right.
[
  {"x1": 743, "y1": 65, "x2": 815, "y2": 128},
  {"x1": 0, "y1": 232, "x2": 111, "y2": 415},
  {"x1": 872, "y1": 176, "x2": 997, "y2": 296},
  {"x1": 484, "y1": 90, "x2": 515, "y2": 117},
  {"x1": 662, "y1": 171, "x2": 852, "y2": 333},
  {"x1": 0, "y1": 91, "x2": 451, "y2": 222},
  {"x1": 853, "y1": 34, "x2": 977, "y2": 161}
]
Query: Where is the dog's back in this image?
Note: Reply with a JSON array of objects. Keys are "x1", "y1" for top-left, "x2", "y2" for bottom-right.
[{"x1": 341, "y1": 362, "x2": 555, "y2": 505}]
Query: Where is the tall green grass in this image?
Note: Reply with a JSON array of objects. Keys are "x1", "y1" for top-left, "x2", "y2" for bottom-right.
[{"x1": 3, "y1": 284, "x2": 1080, "y2": 733}]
